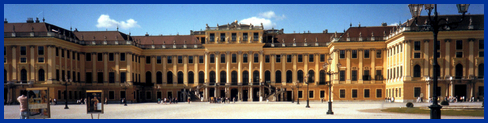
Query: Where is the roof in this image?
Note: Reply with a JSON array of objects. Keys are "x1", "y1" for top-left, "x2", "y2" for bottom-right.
[
  {"x1": 132, "y1": 35, "x2": 200, "y2": 45},
  {"x1": 342, "y1": 26, "x2": 395, "y2": 38},
  {"x1": 4, "y1": 22, "x2": 78, "y2": 39},
  {"x1": 274, "y1": 33, "x2": 341, "y2": 43},
  {"x1": 73, "y1": 31, "x2": 132, "y2": 41},
  {"x1": 404, "y1": 14, "x2": 484, "y2": 30}
]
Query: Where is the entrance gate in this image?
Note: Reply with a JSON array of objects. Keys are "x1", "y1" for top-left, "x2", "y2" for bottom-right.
[
  {"x1": 242, "y1": 90, "x2": 248, "y2": 101},
  {"x1": 455, "y1": 84, "x2": 467, "y2": 101}
]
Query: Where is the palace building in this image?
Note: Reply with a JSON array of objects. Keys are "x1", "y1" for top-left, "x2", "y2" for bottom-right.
[{"x1": 3, "y1": 14, "x2": 484, "y2": 104}]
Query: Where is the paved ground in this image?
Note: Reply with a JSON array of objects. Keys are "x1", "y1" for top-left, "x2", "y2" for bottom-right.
[{"x1": 3, "y1": 101, "x2": 484, "y2": 119}]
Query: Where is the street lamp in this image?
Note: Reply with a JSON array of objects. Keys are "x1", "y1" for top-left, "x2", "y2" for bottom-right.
[
  {"x1": 121, "y1": 82, "x2": 132, "y2": 106},
  {"x1": 295, "y1": 79, "x2": 302, "y2": 105},
  {"x1": 408, "y1": 4, "x2": 469, "y2": 119},
  {"x1": 63, "y1": 78, "x2": 72, "y2": 109},
  {"x1": 323, "y1": 57, "x2": 341, "y2": 115},
  {"x1": 305, "y1": 74, "x2": 311, "y2": 108}
]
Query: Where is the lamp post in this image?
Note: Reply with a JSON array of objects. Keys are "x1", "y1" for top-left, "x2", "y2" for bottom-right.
[
  {"x1": 295, "y1": 80, "x2": 301, "y2": 105},
  {"x1": 63, "y1": 78, "x2": 72, "y2": 109},
  {"x1": 121, "y1": 82, "x2": 132, "y2": 106},
  {"x1": 323, "y1": 57, "x2": 341, "y2": 115},
  {"x1": 305, "y1": 74, "x2": 311, "y2": 108},
  {"x1": 408, "y1": 4, "x2": 469, "y2": 119}
]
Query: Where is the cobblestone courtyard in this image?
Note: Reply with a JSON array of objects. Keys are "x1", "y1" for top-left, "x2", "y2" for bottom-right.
[{"x1": 4, "y1": 101, "x2": 484, "y2": 119}]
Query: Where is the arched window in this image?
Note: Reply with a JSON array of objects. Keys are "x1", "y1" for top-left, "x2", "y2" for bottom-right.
[
  {"x1": 156, "y1": 72, "x2": 162, "y2": 84},
  {"x1": 199, "y1": 71, "x2": 205, "y2": 83},
  {"x1": 253, "y1": 71, "x2": 260, "y2": 82},
  {"x1": 188, "y1": 71, "x2": 194, "y2": 84},
  {"x1": 297, "y1": 70, "x2": 304, "y2": 82},
  {"x1": 177, "y1": 71, "x2": 184, "y2": 84},
  {"x1": 231, "y1": 71, "x2": 238, "y2": 84},
  {"x1": 478, "y1": 64, "x2": 484, "y2": 78},
  {"x1": 209, "y1": 71, "x2": 216, "y2": 83},
  {"x1": 167, "y1": 71, "x2": 173, "y2": 84},
  {"x1": 265, "y1": 71, "x2": 271, "y2": 83},
  {"x1": 320, "y1": 70, "x2": 326, "y2": 83},
  {"x1": 243, "y1": 71, "x2": 249, "y2": 83},
  {"x1": 455, "y1": 64, "x2": 463, "y2": 79},
  {"x1": 220, "y1": 71, "x2": 226, "y2": 84},
  {"x1": 413, "y1": 65, "x2": 421, "y2": 77},
  {"x1": 146, "y1": 71, "x2": 151, "y2": 84},
  {"x1": 286, "y1": 70, "x2": 292, "y2": 83},
  {"x1": 38, "y1": 69, "x2": 45, "y2": 81},
  {"x1": 21, "y1": 69, "x2": 27, "y2": 83},
  {"x1": 275, "y1": 71, "x2": 282, "y2": 83},
  {"x1": 308, "y1": 70, "x2": 314, "y2": 82}
]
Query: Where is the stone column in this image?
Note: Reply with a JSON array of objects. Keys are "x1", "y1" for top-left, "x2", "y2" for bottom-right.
[
  {"x1": 404, "y1": 41, "x2": 412, "y2": 81},
  {"x1": 358, "y1": 49, "x2": 363, "y2": 84},
  {"x1": 281, "y1": 54, "x2": 286, "y2": 85},
  {"x1": 92, "y1": 52, "x2": 97, "y2": 83},
  {"x1": 115, "y1": 53, "x2": 120, "y2": 83},
  {"x1": 226, "y1": 51, "x2": 230, "y2": 84},
  {"x1": 423, "y1": 40, "x2": 430, "y2": 77},
  {"x1": 333, "y1": 50, "x2": 339, "y2": 83},
  {"x1": 11, "y1": 46, "x2": 17, "y2": 81},
  {"x1": 162, "y1": 55, "x2": 166, "y2": 85},
  {"x1": 304, "y1": 53, "x2": 308, "y2": 78},
  {"x1": 172, "y1": 55, "x2": 177, "y2": 85},
  {"x1": 152, "y1": 56, "x2": 156, "y2": 84},
  {"x1": 346, "y1": 49, "x2": 351, "y2": 83},
  {"x1": 449, "y1": 81, "x2": 454, "y2": 97},
  {"x1": 205, "y1": 52, "x2": 209, "y2": 83},
  {"x1": 141, "y1": 55, "x2": 146, "y2": 84},
  {"x1": 127, "y1": 53, "x2": 132, "y2": 83},
  {"x1": 238, "y1": 51, "x2": 242, "y2": 84},
  {"x1": 30, "y1": 46, "x2": 35, "y2": 81},
  {"x1": 103, "y1": 52, "x2": 108, "y2": 83},
  {"x1": 249, "y1": 87, "x2": 253, "y2": 101},
  {"x1": 315, "y1": 54, "x2": 319, "y2": 84},
  {"x1": 427, "y1": 82, "x2": 431, "y2": 99},
  {"x1": 47, "y1": 46, "x2": 53, "y2": 82},
  {"x1": 194, "y1": 55, "x2": 199, "y2": 85},
  {"x1": 183, "y1": 55, "x2": 188, "y2": 85},
  {"x1": 271, "y1": 54, "x2": 275, "y2": 84},
  {"x1": 468, "y1": 39, "x2": 475, "y2": 77},
  {"x1": 259, "y1": 51, "x2": 263, "y2": 82},
  {"x1": 238, "y1": 86, "x2": 242, "y2": 101},
  {"x1": 215, "y1": 52, "x2": 220, "y2": 84},
  {"x1": 249, "y1": 51, "x2": 253, "y2": 83},
  {"x1": 371, "y1": 49, "x2": 376, "y2": 82},
  {"x1": 292, "y1": 54, "x2": 297, "y2": 83}
]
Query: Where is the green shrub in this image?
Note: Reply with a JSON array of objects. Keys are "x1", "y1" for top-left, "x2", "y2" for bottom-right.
[
  {"x1": 441, "y1": 100, "x2": 449, "y2": 106},
  {"x1": 406, "y1": 102, "x2": 414, "y2": 108}
]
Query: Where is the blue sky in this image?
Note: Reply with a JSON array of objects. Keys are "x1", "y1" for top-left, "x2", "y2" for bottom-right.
[{"x1": 3, "y1": 4, "x2": 484, "y2": 36}]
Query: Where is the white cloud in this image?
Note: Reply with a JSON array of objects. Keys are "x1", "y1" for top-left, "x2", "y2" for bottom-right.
[
  {"x1": 258, "y1": 11, "x2": 286, "y2": 20},
  {"x1": 240, "y1": 17, "x2": 276, "y2": 29},
  {"x1": 389, "y1": 23, "x2": 399, "y2": 26},
  {"x1": 96, "y1": 14, "x2": 140, "y2": 30}
]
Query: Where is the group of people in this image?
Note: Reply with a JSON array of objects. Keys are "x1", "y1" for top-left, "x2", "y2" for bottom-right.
[
  {"x1": 209, "y1": 97, "x2": 236, "y2": 104},
  {"x1": 158, "y1": 97, "x2": 178, "y2": 104},
  {"x1": 384, "y1": 97, "x2": 395, "y2": 103}
]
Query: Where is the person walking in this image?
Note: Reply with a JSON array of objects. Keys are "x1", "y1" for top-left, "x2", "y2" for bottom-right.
[{"x1": 17, "y1": 92, "x2": 28, "y2": 119}]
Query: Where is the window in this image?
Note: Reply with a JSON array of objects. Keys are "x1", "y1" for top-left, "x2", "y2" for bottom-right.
[
  {"x1": 265, "y1": 55, "x2": 270, "y2": 63},
  {"x1": 4, "y1": 46, "x2": 6, "y2": 56},
  {"x1": 479, "y1": 64, "x2": 484, "y2": 78},
  {"x1": 220, "y1": 33, "x2": 225, "y2": 42},
  {"x1": 435, "y1": 41, "x2": 440, "y2": 50},
  {"x1": 107, "y1": 53, "x2": 113, "y2": 61},
  {"x1": 376, "y1": 70, "x2": 382, "y2": 80},
  {"x1": 243, "y1": 33, "x2": 248, "y2": 41},
  {"x1": 364, "y1": 89, "x2": 370, "y2": 98},
  {"x1": 73, "y1": 71, "x2": 76, "y2": 82},
  {"x1": 364, "y1": 50, "x2": 370, "y2": 58},
  {"x1": 178, "y1": 56, "x2": 183, "y2": 63},
  {"x1": 264, "y1": 71, "x2": 271, "y2": 82},
  {"x1": 20, "y1": 46, "x2": 26, "y2": 55},
  {"x1": 352, "y1": 50, "x2": 357, "y2": 58},
  {"x1": 77, "y1": 53, "x2": 79, "y2": 60},
  {"x1": 286, "y1": 70, "x2": 292, "y2": 83},
  {"x1": 38, "y1": 57, "x2": 44, "y2": 63},
  {"x1": 287, "y1": 55, "x2": 292, "y2": 62},
  {"x1": 121, "y1": 72, "x2": 126, "y2": 83},
  {"x1": 210, "y1": 54, "x2": 215, "y2": 63},
  {"x1": 363, "y1": 70, "x2": 370, "y2": 80},
  {"x1": 480, "y1": 40, "x2": 484, "y2": 49},
  {"x1": 199, "y1": 56, "x2": 204, "y2": 63},
  {"x1": 72, "y1": 52, "x2": 75, "y2": 60},
  {"x1": 479, "y1": 52, "x2": 484, "y2": 57},
  {"x1": 146, "y1": 56, "x2": 151, "y2": 64},
  {"x1": 243, "y1": 71, "x2": 249, "y2": 83},
  {"x1": 297, "y1": 70, "x2": 304, "y2": 82},
  {"x1": 189, "y1": 56, "x2": 193, "y2": 64},
  {"x1": 97, "y1": 53, "x2": 103, "y2": 61},
  {"x1": 210, "y1": 33, "x2": 215, "y2": 42},
  {"x1": 253, "y1": 33, "x2": 259, "y2": 41},
  {"x1": 85, "y1": 72, "x2": 92, "y2": 83},
  {"x1": 414, "y1": 41, "x2": 421, "y2": 51},
  {"x1": 456, "y1": 52, "x2": 463, "y2": 58},
  {"x1": 157, "y1": 56, "x2": 162, "y2": 64},
  {"x1": 121, "y1": 53, "x2": 126, "y2": 61},
  {"x1": 308, "y1": 54, "x2": 313, "y2": 62},
  {"x1": 412, "y1": 65, "x2": 422, "y2": 78},
  {"x1": 320, "y1": 70, "x2": 326, "y2": 83},
  {"x1": 320, "y1": 91, "x2": 325, "y2": 98},
  {"x1": 55, "y1": 47, "x2": 59, "y2": 56},
  {"x1": 38, "y1": 69, "x2": 45, "y2": 81},
  {"x1": 188, "y1": 72, "x2": 194, "y2": 84},
  {"x1": 352, "y1": 89, "x2": 358, "y2": 98},
  {"x1": 167, "y1": 72, "x2": 173, "y2": 84},
  {"x1": 20, "y1": 58, "x2": 26, "y2": 63},
  {"x1": 297, "y1": 54, "x2": 302, "y2": 62},
  {"x1": 298, "y1": 91, "x2": 303, "y2": 98},
  {"x1": 67, "y1": 71, "x2": 70, "y2": 81},
  {"x1": 38, "y1": 46, "x2": 44, "y2": 55},
  {"x1": 376, "y1": 89, "x2": 382, "y2": 98},
  {"x1": 320, "y1": 54, "x2": 325, "y2": 62},
  {"x1": 340, "y1": 50, "x2": 345, "y2": 58},
  {"x1": 109, "y1": 72, "x2": 115, "y2": 83},
  {"x1": 275, "y1": 71, "x2": 282, "y2": 83},
  {"x1": 276, "y1": 55, "x2": 281, "y2": 63},
  {"x1": 340, "y1": 89, "x2": 346, "y2": 98},
  {"x1": 455, "y1": 64, "x2": 463, "y2": 79},
  {"x1": 220, "y1": 54, "x2": 225, "y2": 63},
  {"x1": 309, "y1": 91, "x2": 314, "y2": 98},
  {"x1": 414, "y1": 87, "x2": 421, "y2": 97},
  {"x1": 167, "y1": 56, "x2": 172, "y2": 64},
  {"x1": 243, "y1": 54, "x2": 248, "y2": 63},
  {"x1": 220, "y1": 71, "x2": 226, "y2": 84},
  {"x1": 231, "y1": 33, "x2": 236, "y2": 41},
  {"x1": 231, "y1": 71, "x2": 238, "y2": 84},
  {"x1": 86, "y1": 53, "x2": 91, "y2": 61},
  {"x1": 61, "y1": 49, "x2": 64, "y2": 57},
  {"x1": 177, "y1": 72, "x2": 184, "y2": 84},
  {"x1": 67, "y1": 50, "x2": 70, "y2": 58},
  {"x1": 376, "y1": 50, "x2": 381, "y2": 58},
  {"x1": 414, "y1": 53, "x2": 421, "y2": 58},
  {"x1": 199, "y1": 71, "x2": 205, "y2": 83},
  {"x1": 340, "y1": 70, "x2": 345, "y2": 81},
  {"x1": 456, "y1": 40, "x2": 463, "y2": 50},
  {"x1": 97, "y1": 72, "x2": 103, "y2": 83},
  {"x1": 209, "y1": 71, "x2": 216, "y2": 83},
  {"x1": 232, "y1": 54, "x2": 236, "y2": 63},
  {"x1": 254, "y1": 54, "x2": 258, "y2": 63},
  {"x1": 399, "y1": 88, "x2": 402, "y2": 97},
  {"x1": 352, "y1": 70, "x2": 357, "y2": 81}
]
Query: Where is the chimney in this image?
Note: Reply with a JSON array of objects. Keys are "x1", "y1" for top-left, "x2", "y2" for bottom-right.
[
  {"x1": 26, "y1": 18, "x2": 34, "y2": 23},
  {"x1": 382, "y1": 22, "x2": 387, "y2": 26},
  {"x1": 145, "y1": 32, "x2": 149, "y2": 36},
  {"x1": 324, "y1": 29, "x2": 328, "y2": 33},
  {"x1": 35, "y1": 17, "x2": 40, "y2": 23},
  {"x1": 4, "y1": 18, "x2": 7, "y2": 23},
  {"x1": 358, "y1": 22, "x2": 361, "y2": 27}
]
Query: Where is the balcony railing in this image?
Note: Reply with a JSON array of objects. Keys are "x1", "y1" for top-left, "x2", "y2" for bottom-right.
[{"x1": 263, "y1": 42, "x2": 329, "y2": 47}]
